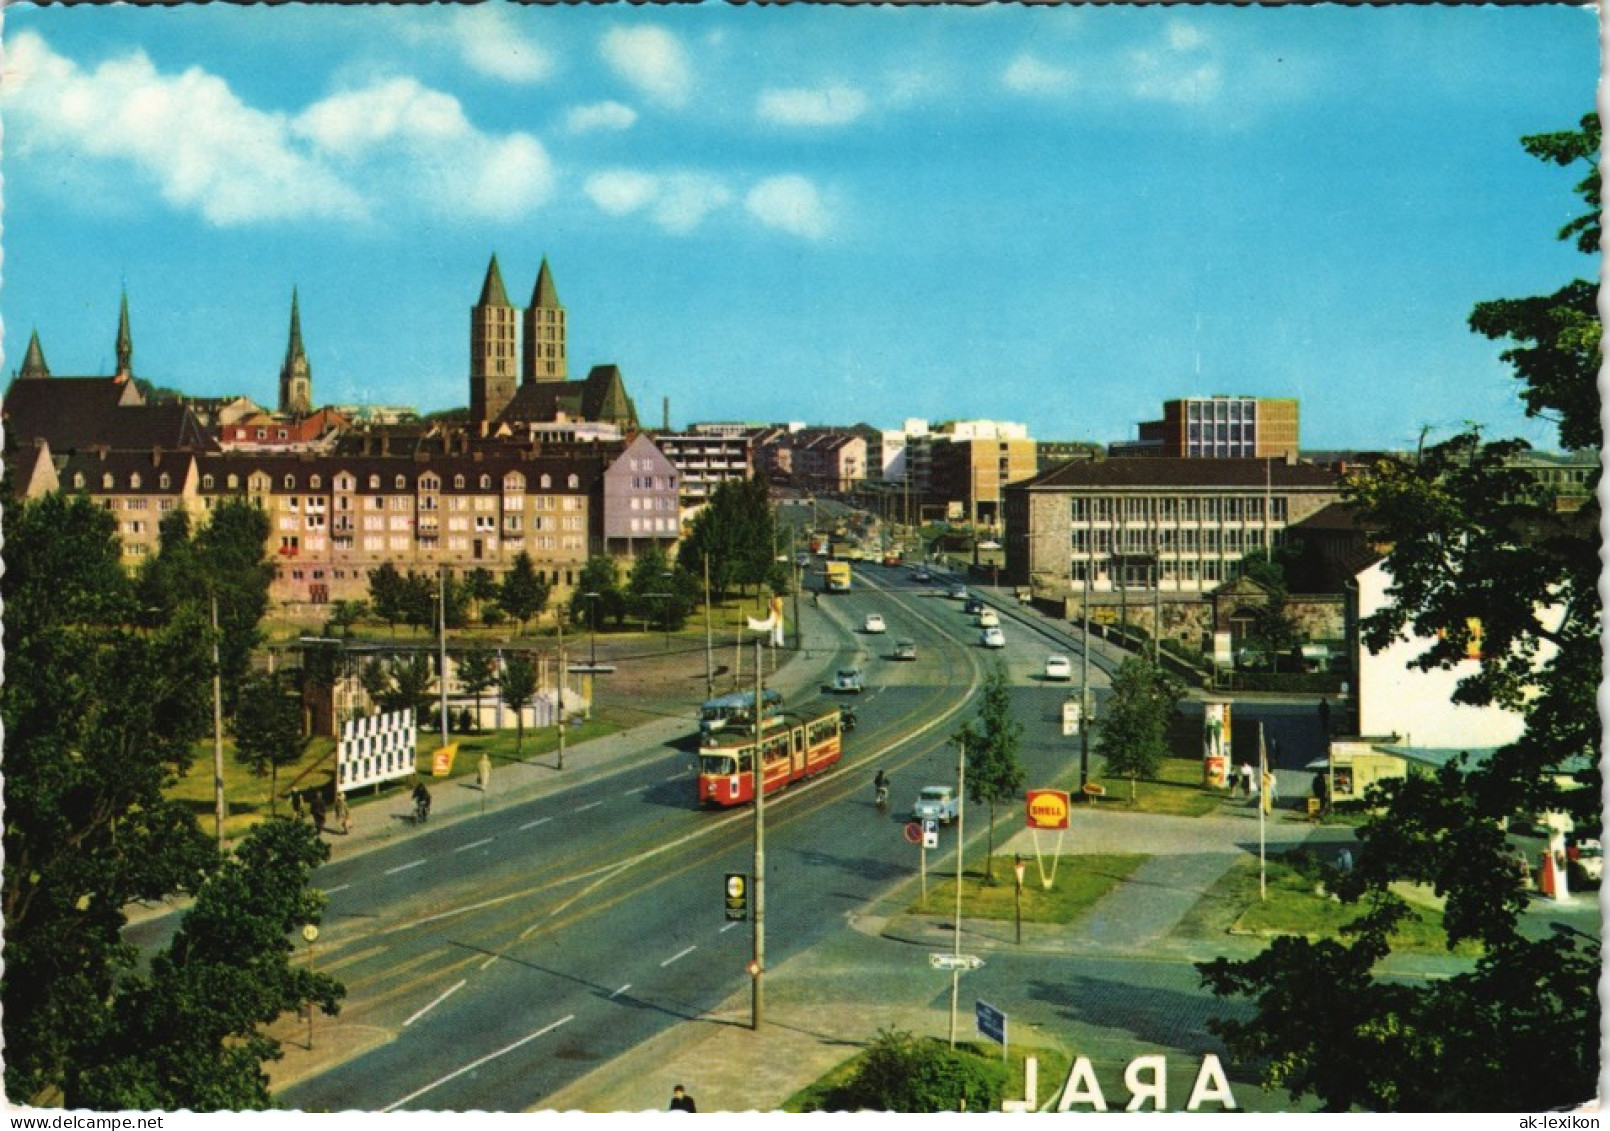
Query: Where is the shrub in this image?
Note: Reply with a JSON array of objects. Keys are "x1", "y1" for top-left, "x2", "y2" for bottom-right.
[{"x1": 823, "y1": 1028, "x2": 1007, "y2": 1113}]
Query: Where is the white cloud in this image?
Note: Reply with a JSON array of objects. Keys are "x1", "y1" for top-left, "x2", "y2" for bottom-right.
[
  {"x1": 1003, "y1": 53, "x2": 1077, "y2": 96},
  {"x1": 3, "y1": 30, "x2": 365, "y2": 225},
  {"x1": 1167, "y1": 21, "x2": 1208, "y2": 53},
  {"x1": 1129, "y1": 53, "x2": 1222, "y2": 104},
  {"x1": 757, "y1": 85, "x2": 868, "y2": 127},
  {"x1": 585, "y1": 169, "x2": 731, "y2": 234},
  {"x1": 564, "y1": 101, "x2": 639, "y2": 134},
  {"x1": 448, "y1": 5, "x2": 555, "y2": 84},
  {"x1": 599, "y1": 26, "x2": 693, "y2": 107},
  {"x1": 745, "y1": 175, "x2": 832, "y2": 241},
  {"x1": 1, "y1": 32, "x2": 555, "y2": 227}
]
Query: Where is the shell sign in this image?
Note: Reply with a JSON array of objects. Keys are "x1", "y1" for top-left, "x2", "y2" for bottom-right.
[{"x1": 1025, "y1": 789, "x2": 1071, "y2": 830}]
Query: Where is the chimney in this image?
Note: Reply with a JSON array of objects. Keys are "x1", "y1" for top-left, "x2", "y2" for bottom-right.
[{"x1": 151, "y1": 447, "x2": 162, "y2": 467}]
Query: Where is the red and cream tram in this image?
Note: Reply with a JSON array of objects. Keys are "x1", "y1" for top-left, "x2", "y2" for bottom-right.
[{"x1": 697, "y1": 701, "x2": 845, "y2": 807}]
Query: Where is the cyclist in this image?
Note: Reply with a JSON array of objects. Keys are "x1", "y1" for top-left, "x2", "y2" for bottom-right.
[{"x1": 412, "y1": 781, "x2": 432, "y2": 824}]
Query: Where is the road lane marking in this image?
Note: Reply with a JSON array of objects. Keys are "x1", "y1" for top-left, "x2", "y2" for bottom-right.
[
  {"x1": 454, "y1": 838, "x2": 494, "y2": 853},
  {"x1": 719, "y1": 922, "x2": 741, "y2": 933},
  {"x1": 403, "y1": 979, "x2": 466, "y2": 1028},
  {"x1": 575, "y1": 801, "x2": 604, "y2": 813},
  {"x1": 385, "y1": 859, "x2": 426, "y2": 875},
  {"x1": 625, "y1": 784, "x2": 650, "y2": 795},
  {"x1": 381, "y1": 1015, "x2": 574, "y2": 1112},
  {"x1": 660, "y1": 945, "x2": 697, "y2": 968},
  {"x1": 519, "y1": 817, "x2": 552, "y2": 830},
  {"x1": 322, "y1": 884, "x2": 350, "y2": 895},
  {"x1": 609, "y1": 984, "x2": 631, "y2": 999}
]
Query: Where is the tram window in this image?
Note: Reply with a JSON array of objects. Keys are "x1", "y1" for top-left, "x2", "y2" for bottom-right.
[{"x1": 700, "y1": 754, "x2": 734, "y2": 776}]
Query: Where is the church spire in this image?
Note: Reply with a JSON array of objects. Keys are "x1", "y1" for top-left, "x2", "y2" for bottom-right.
[
  {"x1": 19, "y1": 329, "x2": 50, "y2": 379},
  {"x1": 479, "y1": 253, "x2": 513, "y2": 308},
  {"x1": 279, "y1": 287, "x2": 313, "y2": 416},
  {"x1": 114, "y1": 289, "x2": 133, "y2": 380},
  {"x1": 522, "y1": 254, "x2": 567, "y2": 385},
  {"x1": 470, "y1": 253, "x2": 518, "y2": 424}
]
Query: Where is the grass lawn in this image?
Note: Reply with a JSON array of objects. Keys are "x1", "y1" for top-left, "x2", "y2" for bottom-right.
[
  {"x1": 169, "y1": 717, "x2": 620, "y2": 844},
  {"x1": 783, "y1": 1039, "x2": 1069, "y2": 1113},
  {"x1": 1085, "y1": 755, "x2": 1226, "y2": 818},
  {"x1": 1177, "y1": 849, "x2": 1483, "y2": 955},
  {"x1": 909, "y1": 854, "x2": 1145, "y2": 922}
]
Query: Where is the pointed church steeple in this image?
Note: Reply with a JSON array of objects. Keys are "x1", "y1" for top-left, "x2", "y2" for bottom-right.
[
  {"x1": 470, "y1": 253, "x2": 518, "y2": 425},
  {"x1": 522, "y1": 255, "x2": 567, "y2": 385},
  {"x1": 279, "y1": 287, "x2": 313, "y2": 416},
  {"x1": 479, "y1": 254, "x2": 513, "y2": 308},
  {"x1": 19, "y1": 329, "x2": 50, "y2": 380},
  {"x1": 114, "y1": 289, "x2": 133, "y2": 380}
]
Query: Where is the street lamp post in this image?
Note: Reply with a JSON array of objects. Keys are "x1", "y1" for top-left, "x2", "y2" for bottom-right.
[
  {"x1": 750, "y1": 639, "x2": 766, "y2": 1031},
  {"x1": 211, "y1": 590, "x2": 226, "y2": 849},
  {"x1": 1013, "y1": 855, "x2": 1026, "y2": 945},
  {"x1": 582, "y1": 592, "x2": 600, "y2": 668},
  {"x1": 1080, "y1": 563, "x2": 1092, "y2": 789},
  {"x1": 556, "y1": 609, "x2": 568, "y2": 771},
  {"x1": 647, "y1": 592, "x2": 673, "y2": 651}
]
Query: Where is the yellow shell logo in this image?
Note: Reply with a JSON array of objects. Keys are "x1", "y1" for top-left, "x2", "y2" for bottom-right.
[{"x1": 1026, "y1": 790, "x2": 1070, "y2": 829}]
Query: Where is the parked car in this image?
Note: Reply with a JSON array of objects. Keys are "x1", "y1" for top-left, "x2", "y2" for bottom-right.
[
  {"x1": 975, "y1": 608, "x2": 1000, "y2": 628},
  {"x1": 893, "y1": 639, "x2": 917, "y2": 661},
  {"x1": 1044, "y1": 654, "x2": 1072, "y2": 681},
  {"x1": 1571, "y1": 838, "x2": 1602, "y2": 885},
  {"x1": 831, "y1": 668, "x2": 865, "y2": 693},
  {"x1": 864, "y1": 613, "x2": 887, "y2": 634},
  {"x1": 913, "y1": 784, "x2": 959, "y2": 824},
  {"x1": 980, "y1": 627, "x2": 1006, "y2": 649}
]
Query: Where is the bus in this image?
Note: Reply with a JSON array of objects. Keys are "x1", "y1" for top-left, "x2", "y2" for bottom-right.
[
  {"x1": 696, "y1": 701, "x2": 845, "y2": 807},
  {"x1": 825, "y1": 560, "x2": 852, "y2": 593},
  {"x1": 698, "y1": 688, "x2": 784, "y2": 744}
]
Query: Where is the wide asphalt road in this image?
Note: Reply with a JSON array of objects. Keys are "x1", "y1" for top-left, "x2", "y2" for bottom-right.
[{"x1": 273, "y1": 563, "x2": 1113, "y2": 1111}]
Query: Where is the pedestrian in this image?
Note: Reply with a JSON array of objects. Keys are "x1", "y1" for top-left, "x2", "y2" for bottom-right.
[
  {"x1": 1311, "y1": 771, "x2": 1329, "y2": 811},
  {"x1": 334, "y1": 791, "x2": 351, "y2": 835},
  {"x1": 668, "y1": 1085, "x2": 697, "y2": 1113},
  {"x1": 1239, "y1": 762, "x2": 1254, "y2": 798},
  {"x1": 309, "y1": 792, "x2": 327, "y2": 836},
  {"x1": 477, "y1": 751, "x2": 492, "y2": 794},
  {"x1": 1263, "y1": 770, "x2": 1278, "y2": 805},
  {"x1": 1337, "y1": 847, "x2": 1354, "y2": 874},
  {"x1": 290, "y1": 790, "x2": 304, "y2": 821},
  {"x1": 1318, "y1": 697, "x2": 1332, "y2": 737}
]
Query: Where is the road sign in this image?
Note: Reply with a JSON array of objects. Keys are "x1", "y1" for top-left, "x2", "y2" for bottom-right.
[
  {"x1": 904, "y1": 822, "x2": 923, "y2": 844},
  {"x1": 922, "y1": 817, "x2": 938, "y2": 849},
  {"x1": 724, "y1": 873, "x2": 748, "y2": 921},
  {"x1": 1025, "y1": 789, "x2": 1071, "y2": 830},
  {"x1": 1061, "y1": 699, "x2": 1082, "y2": 736},
  {"x1": 929, "y1": 953, "x2": 984, "y2": 971},
  {"x1": 976, "y1": 1000, "x2": 1007, "y2": 1046}
]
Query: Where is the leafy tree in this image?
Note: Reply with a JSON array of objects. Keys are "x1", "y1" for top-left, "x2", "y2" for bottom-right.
[
  {"x1": 325, "y1": 599, "x2": 368, "y2": 637},
  {"x1": 1096, "y1": 658, "x2": 1185, "y2": 802},
  {"x1": 823, "y1": 1027, "x2": 1007, "y2": 1113},
  {"x1": 2, "y1": 495, "x2": 219, "y2": 1102},
  {"x1": 368, "y1": 561, "x2": 408, "y2": 634},
  {"x1": 499, "y1": 551, "x2": 550, "y2": 633},
  {"x1": 70, "y1": 820, "x2": 345, "y2": 1110},
  {"x1": 498, "y1": 653, "x2": 540, "y2": 757},
  {"x1": 624, "y1": 545, "x2": 690, "y2": 630},
  {"x1": 455, "y1": 650, "x2": 500, "y2": 732},
  {"x1": 677, "y1": 475, "x2": 776, "y2": 601},
  {"x1": 359, "y1": 654, "x2": 436, "y2": 724},
  {"x1": 954, "y1": 664, "x2": 1024, "y2": 884},
  {"x1": 570, "y1": 554, "x2": 625, "y2": 628},
  {"x1": 232, "y1": 672, "x2": 306, "y2": 815},
  {"x1": 464, "y1": 567, "x2": 499, "y2": 619},
  {"x1": 1198, "y1": 115, "x2": 1602, "y2": 1113}
]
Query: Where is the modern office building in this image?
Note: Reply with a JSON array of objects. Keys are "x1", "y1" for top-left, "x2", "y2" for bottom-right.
[{"x1": 1111, "y1": 396, "x2": 1300, "y2": 460}]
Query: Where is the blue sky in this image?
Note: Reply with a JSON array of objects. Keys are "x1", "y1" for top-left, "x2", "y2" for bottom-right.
[{"x1": 1, "y1": 2, "x2": 1597, "y2": 451}]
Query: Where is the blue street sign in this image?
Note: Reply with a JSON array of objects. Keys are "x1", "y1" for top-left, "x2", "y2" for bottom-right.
[{"x1": 976, "y1": 999, "x2": 1006, "y2": 1046}]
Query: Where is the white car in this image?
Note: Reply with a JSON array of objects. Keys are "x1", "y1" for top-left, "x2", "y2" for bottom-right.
[
  {"x1": 1044, "y1": 654, "x2": 1072, "y2": 681},
  {"x1": 980, "y1": 627, "x2": 1006, "y2": 649},
  {"x1": 913, "y1": 785, "x2": 960, "y2": 824},
  {"x1": 1572, "y1": 839, "x2": 1602, "y2": 885},
  {"x1": 949, "y1": 586, "x2": 968, "y2": 601},
  {"x1": 831, "y1": 668, "x2": 865, "y2": 694},
  {"x1": 976, "y1": 608, "x2": 1000, "y2": 628},
  {"x1": 864, "y1": 613, "x2": 887, "y2": 634}
]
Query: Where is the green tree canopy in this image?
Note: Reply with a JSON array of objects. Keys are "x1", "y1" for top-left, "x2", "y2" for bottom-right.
[
  {"x1": 498, "y1": 653, "x2": 540, "y2": 757},
  {"x1": 955, "y1": 663, "x2": 1025, "y2": 883},
  {"x1": 1198, "y1": 115, "x2": 1602, "y2": 1113},
  {"x1": 70, "y1": 820, "x2": 345, "y2": 1110},
  {"x1": 499, "y1": 551, "x2": 551, "y2": 633},
  {"x1": 570, "y1": 554, "x2": 625, "y2": 628},
  {"x1": 677, "y1": 476, "x2": 777, "y2": 601},
  {"x1": 1096, "y1": 658, "x2": 1185, "y2": 801},
  {"x1": 232, "y1": 672, "x2": 306, "y2": 816}
]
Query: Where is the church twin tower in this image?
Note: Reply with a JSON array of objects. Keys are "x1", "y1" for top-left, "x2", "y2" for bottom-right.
[{"x1": 470, "y1": 254, "x2": 567, "y2": 426}]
